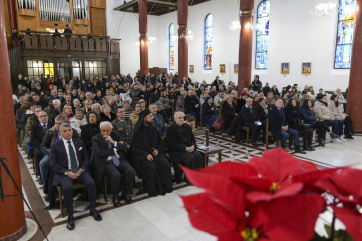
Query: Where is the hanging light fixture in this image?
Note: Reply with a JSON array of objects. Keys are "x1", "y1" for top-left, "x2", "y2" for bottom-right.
[
  {"x1": 188, "y1": 29, "x2": 194, "y2": 40},
  {"x1": 148, "y1": 36, "x2": 158, "y2": 44},
  {"x1": 311, "y1": 1, "x2": 340, "y2": 17},
  {"x1": 229, "y1": 20, "x2": 241, "y2": 32}
]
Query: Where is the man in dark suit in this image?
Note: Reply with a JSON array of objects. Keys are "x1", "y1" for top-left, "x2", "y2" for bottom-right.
[
  {"x1": 64, "y1": 24, "x2": 72, "y2": 39},
  {"x1": 50, "y1": 123, "x2": 102, "y2": 230},
  {"x1": 268, "y1": 99, "x2": 306, "y2": 154},
  {"x1": 92, "y1": 121, "x2": 135, "y2": 207},
  {"x1": 240, "y1": 98, "x2": 265, "y2": 147},
  {"x1": 30, "y1": 111, "x2": 54, "y2": 185}
]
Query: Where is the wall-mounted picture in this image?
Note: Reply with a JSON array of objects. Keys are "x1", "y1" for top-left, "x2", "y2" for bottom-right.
[
  {"x1": 189, "y1": 65, "x2": 194, "y2": 73},
  {"x1": 220, "y1": 64, "x2": 226, "y2": 73},
  {"x1": 302, "y1": 62, "x2": 311, "y2": 74},
  {"x1": 234, "y1": 64, "x2": 239, "y2": 73},
  {"x1": 281, "y1": 63, "x2": 289, "y2": 74}
]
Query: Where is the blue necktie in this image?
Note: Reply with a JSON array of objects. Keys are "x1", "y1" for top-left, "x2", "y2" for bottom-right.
[
  {"x1": 43, "y1": 124, "x2": 47, "y2": 132},
  {"x1": 67, "y1": 141, "x2": 79, "y2": 173},
  {"x1": 107, "y1": 141, "x2": 120, "y2": 166}
]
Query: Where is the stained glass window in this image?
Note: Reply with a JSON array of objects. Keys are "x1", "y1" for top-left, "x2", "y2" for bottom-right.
[
  {"x1": 204, "y1": 14, "x2": 213, "y2": 70},
  {"x1": 169, "y1": 23, "x2": 175, "y2": 70},
  {"x1": 334, "y1": 0, "x2": 356, "y2": 69},
  {"x1": 255, "y1": 0, "x2": 270, "y2": 69}
]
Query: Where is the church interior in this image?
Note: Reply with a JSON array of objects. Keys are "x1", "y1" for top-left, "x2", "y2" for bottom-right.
[{"x1": 0, "y1": 0, "x2": 362, "y2": 240}]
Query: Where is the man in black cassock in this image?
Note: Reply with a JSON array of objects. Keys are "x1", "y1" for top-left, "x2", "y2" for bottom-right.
[
  {"x1": 131, "y1": 109, "x2": 173, "y2": 197},
  {"x1": 166, "y1": 111, "x2": 203, "y2": 184}
]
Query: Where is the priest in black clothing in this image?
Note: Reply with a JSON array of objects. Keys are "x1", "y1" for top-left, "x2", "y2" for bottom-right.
[
  {"x1": 131, "y1": 109, "x2": 173, "y2": 197},
  {"x1": 166, "y1": 111, "x2": 203, "y2": 184}
]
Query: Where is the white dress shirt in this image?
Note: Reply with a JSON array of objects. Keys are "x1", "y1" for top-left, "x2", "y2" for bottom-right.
[{"x1": 62, "y1": 138, "x2": 79, "y2": 171}]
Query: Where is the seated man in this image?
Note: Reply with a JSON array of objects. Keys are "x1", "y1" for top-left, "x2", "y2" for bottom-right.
[
  {"x1": 112, "y1": 107, "x2": 133, "y2": 147},
  {"x1": 50, "y1": 123, "x2": 102, "y2": 230},
  {"x1": 131, "y1": 109, "x2": 173, "y2": 197},
  {"x1": 240, "y1": 98, "x2": 265, "y2": 147},
  {"x1": 92, "y1": 122, "x2": 136, "y2": 207},
  {"x1": 150, "y1": 103, "x2": 167, "y2": 138},
  {"x1": 41, "y1": 115, "x2": 78, "y2": 205},
  {"x1": 268, "y1": 99, "x2": 306, "y2": 154},
  {"x1": 166, "y1": 112, "x2": 203, "y2": 184},
  {"x1": 30, "y1": 111, "x2": 54, "y2": 184}
]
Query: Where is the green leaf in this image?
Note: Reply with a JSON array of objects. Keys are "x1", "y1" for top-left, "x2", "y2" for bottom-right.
[
  {"x1": 324, "y1": 224, "x2": 332, "y2": 237},
  {"x1": 335, "y1": 229, "x2": 353, "y2": 241}
]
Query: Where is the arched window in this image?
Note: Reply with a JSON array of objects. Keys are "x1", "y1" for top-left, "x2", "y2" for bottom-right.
[
  {"x1": 334, "y1": 0, "x2": 356, "y2": 69},
  {"x1": 169, "y1": 23, "x2": 175, "y2": 70},
  {"x1": 204, "y1": 13, "x2": 213, "y2": 70},
  {"x1": 255, "y1": 0, "x2": 270, "y2": 69}
]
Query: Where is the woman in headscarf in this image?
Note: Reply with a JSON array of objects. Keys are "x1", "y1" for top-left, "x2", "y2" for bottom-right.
[
  {"x1": 202, "y1": 96, "x2": 218, "y2": 129},
  {"x1": 131, "y1": 109, "x2": 173, "y2": 197}
]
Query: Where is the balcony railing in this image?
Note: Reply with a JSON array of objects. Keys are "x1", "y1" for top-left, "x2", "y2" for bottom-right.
[{"x1": 19, "y1": 31, "x2": 120, "y2": 54}]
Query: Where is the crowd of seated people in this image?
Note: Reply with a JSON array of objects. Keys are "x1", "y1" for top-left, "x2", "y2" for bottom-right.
[{"x1": 12, "y1": 71, "x2": 354, "y2": 229}]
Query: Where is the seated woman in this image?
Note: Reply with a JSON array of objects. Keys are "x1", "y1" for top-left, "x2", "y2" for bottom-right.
[
  {"x1": 252, "y1": 94, "x2": 260, "y2": 107},
  {"x1": 185, "y1": 115, "x2": 196, "y2": 132},
  {"x1": 221, "y1": 94, "x2": 236, "y2": 131},
  {"x1": 100, "y1": 104, "x2": 116, "y2": 122},
  {"x1": 328, "y1": 94, "x2": 354, "y2": 139},
  {"x1": 265, "y1": 92, "x2": 275, "y2": 109},
  {"x1": 69, "y1": 108, "x2": 88, "y2": 136},
  {"x1": 285, "y1": 99, "x2": 314, "y2": 151},
  {"x1": 202, "y1": 96, "x2": 218, "y2": 129},
  {"x1": 314, "y1": 94, "x2": 345, "y2": 143},
  {"x1": 299, "y1": 99, "x2": 340, "y2": 147},
  {"x1": 91, "y1": 103, "x2": 101, "y2": 116},
  {"x1": 80, "y1": 111, "x2": 100, "y2": 155},
  {"x1": 129, "y1": 102, "x2": 141, "y2": 126}
]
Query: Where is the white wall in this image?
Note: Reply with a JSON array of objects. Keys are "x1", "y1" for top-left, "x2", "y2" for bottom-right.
[
  {"x1": 107, "y1": 0, "x2": 351, "y2": 91},
  {"x1": 106, "y1": 0, "x2": 160, "y2": 75}
]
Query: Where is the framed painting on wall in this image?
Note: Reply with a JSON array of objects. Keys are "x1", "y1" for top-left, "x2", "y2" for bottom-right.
[
  {"x1": 189, "y1": 65, "x2": 194, "y2": 73},
  {"x1": 234, "y1": 64, "x2": 239, "y2": 73},
  {"x1": 302, "y1": 62, "x2": 311, "y2": 74},
  {"x1": 220, "y1": 64, "x2": 226, "y2": 73},
  {"x1": 281, "y1": 63, "x2": 289, "y2": 74}
]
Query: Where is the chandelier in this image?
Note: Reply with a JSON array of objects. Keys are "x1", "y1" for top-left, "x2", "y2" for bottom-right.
[
  {"x1": 311, "y1": 1, "x2": 340, "y2": 17},
  {"x1": 229, "y1": 20, "x2": 241, "y2": 32},
  {"x1": 179, "y1": 29, "x2": 194, "y2": 40}
]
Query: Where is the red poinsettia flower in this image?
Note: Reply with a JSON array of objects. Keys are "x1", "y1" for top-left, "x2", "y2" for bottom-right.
[
  {"x1": 314, "y1": 168, "x2": 362, "y2": 240},
  {"x1": 181, "y1": 148, "x2": 327, "y2": 241}
]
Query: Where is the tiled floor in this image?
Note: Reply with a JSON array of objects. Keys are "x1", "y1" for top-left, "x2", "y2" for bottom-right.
[{"x1": 19, "y1": 133, "x2": 362, "y2": 241}]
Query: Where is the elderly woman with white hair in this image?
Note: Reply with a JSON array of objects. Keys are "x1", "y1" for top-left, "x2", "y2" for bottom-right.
[
  {"x1": 166, "y1": 111, "x2": 203, "y2": 184},
  {"x1": 69, "y1": 108, "x2": 88, "y2": 135}
]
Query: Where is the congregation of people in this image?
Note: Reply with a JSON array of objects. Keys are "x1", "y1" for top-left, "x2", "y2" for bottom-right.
[{"x1": 12, "y1": 72, "x2": 354, "y2": 230}]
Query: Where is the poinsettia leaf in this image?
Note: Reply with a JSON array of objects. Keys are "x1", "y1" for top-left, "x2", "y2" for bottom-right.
[
  {"x1": 250, "y1": 194, "x2": 324, "y2": 241},
  {"x1": 181, "y1": 193, "x2": 245, "y2": 238},
  {"x1": 198, "y1": 161, "x2": 258, "y2": 179},
  {"x1": 292, "y1": 168, "x2": 342, "y2": 184},
  {"x1": 315, "y1": 169, "x2": 362, "y2": 205},
  {"x1": 246, "y1": 183, "x2": 303, "y2": 204},
  {"x1": 333, "y1": 207, "x2": 362, "y2": 241},
  {"x1": 331, "y1": 168, "x2": 362, "y2": 200},
  {"x1": 231, "y1": 176, "x2": 273, "y2": 192},
  {"x1": 181, "y1": 166, "x2": 247, "y2": 218},
  {"x1": 248, "y1": 148, "x2": 317, "y2": 183}
]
